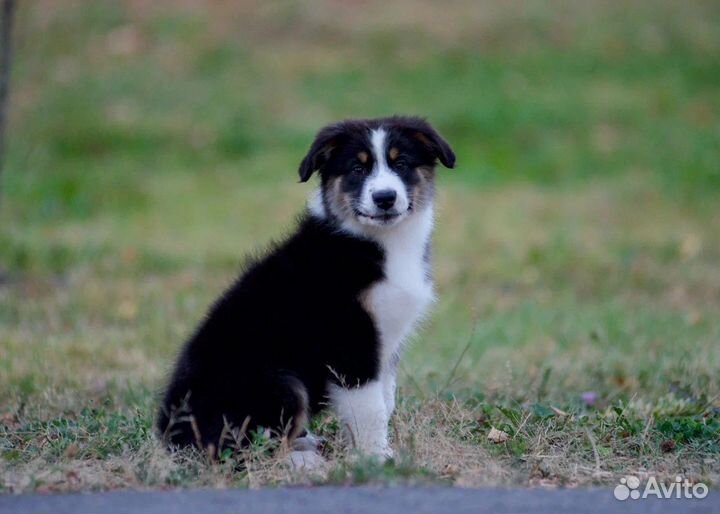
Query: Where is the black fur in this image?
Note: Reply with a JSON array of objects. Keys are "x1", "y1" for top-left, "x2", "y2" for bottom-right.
[{"x1": 157, "y1": 215, "x2": 384, "y2": 451}]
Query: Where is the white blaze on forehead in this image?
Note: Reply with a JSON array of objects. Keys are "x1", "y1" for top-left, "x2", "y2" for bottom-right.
[
  {"x1": 362, "y1": 128, "x2": 409, "y2": 213},
  {"x1": 370, "y1": 128, "x2": 389, "y2": 169}
]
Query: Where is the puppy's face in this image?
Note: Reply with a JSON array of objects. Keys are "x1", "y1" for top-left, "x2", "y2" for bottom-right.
[{"x1": 299, "y1": 116, "x2": 455, "y2": 229}]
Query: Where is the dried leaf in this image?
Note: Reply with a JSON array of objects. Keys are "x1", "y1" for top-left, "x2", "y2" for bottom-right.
[
  {"x1": 63, "y1": 443, "x2": 79, "y2": 458},
  {"x1": 487, "y1": 426, "x2": 509, "y2": 444}
]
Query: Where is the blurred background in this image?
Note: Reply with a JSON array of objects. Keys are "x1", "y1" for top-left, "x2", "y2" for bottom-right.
[{"x1": 1, "y1": 0, "x2": 719, "y2": 491}]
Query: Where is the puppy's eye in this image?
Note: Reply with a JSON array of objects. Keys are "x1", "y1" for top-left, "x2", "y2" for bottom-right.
[
  {"x1": 394, "y1": 159, "x2": 409, "y2": 171},
  {"x1": 351, "y1": 164, "x2": 367, "y2": 175}
]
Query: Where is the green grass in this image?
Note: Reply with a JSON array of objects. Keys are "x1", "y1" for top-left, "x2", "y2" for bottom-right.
[{"x1": 1, "y1": 0, "x2": 719, "y2": 493}]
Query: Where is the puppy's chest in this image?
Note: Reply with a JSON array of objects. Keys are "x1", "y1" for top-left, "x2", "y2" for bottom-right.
[{"x1": 363, "y1": 244, "x2": 434, "y2": 362}]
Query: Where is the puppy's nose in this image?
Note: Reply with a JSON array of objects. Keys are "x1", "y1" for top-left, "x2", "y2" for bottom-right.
[{"x1": 372, "y1": 189, "x2": 397, "y2": 210}]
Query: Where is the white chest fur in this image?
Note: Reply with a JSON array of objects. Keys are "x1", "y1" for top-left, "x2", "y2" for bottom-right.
[
  {"x1": 307, "y1": 188, "x2": 436, "y2": 372},
  {"x1": 364, "y1": 206, "x2": 435, "y2": 371}
]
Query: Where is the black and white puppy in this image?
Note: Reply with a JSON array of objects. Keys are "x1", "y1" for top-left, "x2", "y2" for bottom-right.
[{"x1": 157, "y1": 116, "x2": 455, "y2": 459}]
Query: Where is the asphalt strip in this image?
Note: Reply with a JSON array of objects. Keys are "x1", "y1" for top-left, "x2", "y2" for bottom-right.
[{"x1": 0, "y1": 485, "x2": 716, "y2": 514}]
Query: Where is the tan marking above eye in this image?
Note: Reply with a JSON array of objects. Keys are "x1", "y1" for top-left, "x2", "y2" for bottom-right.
[
  {"x1": 357, "y1": 151, "x2": 368, "y2": 163},
  {"x1": 388, "y1": 147, "x2": 399, "y2": 160}
]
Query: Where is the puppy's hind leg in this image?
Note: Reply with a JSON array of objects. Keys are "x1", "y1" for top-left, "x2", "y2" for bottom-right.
[
  {"x1": 272, "y1": 375, "x2": 327, "y2": 472},
  {"x1": 268, "y1": 374, "x2": 310, "y2": 444}
]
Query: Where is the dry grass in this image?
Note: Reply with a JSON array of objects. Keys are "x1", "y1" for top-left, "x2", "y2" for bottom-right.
[{"x1": 2, "y1": 184, "x2": 719, "y2": 493}]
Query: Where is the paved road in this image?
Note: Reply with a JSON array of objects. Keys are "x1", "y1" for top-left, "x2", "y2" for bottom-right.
[{"x1": 1, "y1": 486, "x2": 716, "y2": 514}]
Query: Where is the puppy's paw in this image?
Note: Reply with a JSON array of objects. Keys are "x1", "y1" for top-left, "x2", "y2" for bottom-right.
[
  {"x1": 292, "y1": 433, "x2": 325, "y2": 452},
  {"x1": 287, "y1": 450, "x2": 327, "y2": 473},
  {"x1": 381, "y1": 446, "x2": 394, "y2": 461}
]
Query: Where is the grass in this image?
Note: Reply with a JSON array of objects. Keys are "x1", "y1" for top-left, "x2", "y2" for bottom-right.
[{"x1": 1, "y1": 0, "x2": 719, "y2": 493}]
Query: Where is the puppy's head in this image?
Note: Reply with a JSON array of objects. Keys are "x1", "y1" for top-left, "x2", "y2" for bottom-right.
[{"x1": 299, "y1": 116, "x2": 455, "y2": 229}]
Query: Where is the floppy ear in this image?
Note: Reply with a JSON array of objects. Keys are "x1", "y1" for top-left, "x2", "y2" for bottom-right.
[
  {"x1": 414, "y1": 128, "x2": 456, "y2": 169},
  {"x1": 391, "y1": 116, "x2": 456, "y2": 169},
  {"x1": 298, "y1": 123, "x2": 349, "y2": 182}
]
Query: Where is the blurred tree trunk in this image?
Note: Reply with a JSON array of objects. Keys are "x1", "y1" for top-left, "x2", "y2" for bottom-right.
[{"x1": 0, "y1": 0, "x2": 16, "y2": 207}]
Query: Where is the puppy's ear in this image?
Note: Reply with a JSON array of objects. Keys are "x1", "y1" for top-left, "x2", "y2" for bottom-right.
[
  {"x1": 393, "y1": 116, "x2": 456, "y2": 169},
  {"x1": 298, "y1": 122, "x2": 349, "y2": 182},
  {"x1": 414, "y1": 128, "x2": 456, "y2": 169}
]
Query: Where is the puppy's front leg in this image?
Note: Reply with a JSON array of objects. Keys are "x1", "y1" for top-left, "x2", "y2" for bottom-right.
[
  {"x1": 381, "y1": 369, "x2": 397, "y2": 416},
  {"x1": 329, "y1": 380, "x2": 392, "y2": 458}
]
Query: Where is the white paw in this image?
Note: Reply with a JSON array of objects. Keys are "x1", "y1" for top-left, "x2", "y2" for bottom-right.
[
  {"x1": 293, "y1": 433, "x2": 325, "y2": 452},
  {"x1": 287, "y1": 450, "x2": 327, "y2": 472}
]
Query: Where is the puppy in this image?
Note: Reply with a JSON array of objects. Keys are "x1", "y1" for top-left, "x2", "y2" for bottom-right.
[{"x1": 157, "y1": 116, "x2": 455, "y2": 459}]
